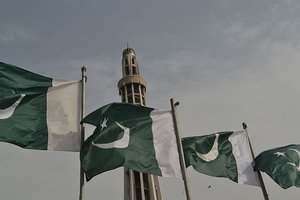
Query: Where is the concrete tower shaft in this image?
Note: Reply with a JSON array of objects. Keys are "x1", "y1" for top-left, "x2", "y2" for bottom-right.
[{"x1": 118, "y1": 48, "x2": 162, "y2": 200}]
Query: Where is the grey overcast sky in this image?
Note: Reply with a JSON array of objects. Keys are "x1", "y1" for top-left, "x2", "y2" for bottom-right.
[{"x1": 1, "y1": 0, "x2": 300, "y2": 199}]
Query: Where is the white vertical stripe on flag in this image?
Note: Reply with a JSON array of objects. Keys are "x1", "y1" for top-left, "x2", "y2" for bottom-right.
[
  {"x1": 150, "y1": 110, "x2": 182, "y2": 178},
  {"x1": 229, "y1": 130, "x2": 260, "y2": 186},
  {"x1": 47, "y1": 80, "x2": 81, "y2": 151}
]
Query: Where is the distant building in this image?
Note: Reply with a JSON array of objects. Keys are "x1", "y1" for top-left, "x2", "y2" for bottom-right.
[{"x1": 118, "y1": 47, "x2": 162, "y2": 200}]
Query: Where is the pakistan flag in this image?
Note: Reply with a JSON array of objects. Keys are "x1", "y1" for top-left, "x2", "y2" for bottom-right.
[
  {"x1": 80, "y1": 103, "x2": 182, "y2": 181},
  {"x1": 254, "y1": 144, "x2": 300, "y2": 189},
  {"x1": 0, "y1": 62, "x2": 81, "y2": 151},
  {"x1": 182, "y1": 131, "x2": 260, "y2": 186}
]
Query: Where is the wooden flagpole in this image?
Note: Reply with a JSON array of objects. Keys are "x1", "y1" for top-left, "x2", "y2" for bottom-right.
[
  {"x1": 242, "y1": 122, "x2": 270, "y2": 200},
  {"x1": 170, "y1": 98, "x2": 192, "y2": 200},
  {"x1": 79, "y1": 66, "x2": 87, "y2": 200}
]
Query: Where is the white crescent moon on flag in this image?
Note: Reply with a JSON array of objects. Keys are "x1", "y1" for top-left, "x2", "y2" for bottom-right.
[
  {"x1": 0, "y1": 94, "x2": 25, "y2": 119},
  {"x1": 92, "y1": 121, "x2": 130, "y2": 149},
  {"x1": 196, "y1": 134, "x2": 219, "y2": 162}
]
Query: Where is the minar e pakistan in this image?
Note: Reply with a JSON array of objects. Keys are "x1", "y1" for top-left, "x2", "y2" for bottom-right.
[{"x1": 117, "y1": 47, "x2": 163, "y2": 200}]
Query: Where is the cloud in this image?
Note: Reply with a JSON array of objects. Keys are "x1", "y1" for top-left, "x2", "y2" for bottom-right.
[{"x1": 0, "y1": 24, "x2": 35, "y2": 43}]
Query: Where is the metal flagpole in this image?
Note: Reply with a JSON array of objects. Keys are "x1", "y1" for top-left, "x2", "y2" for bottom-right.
[
  {"x1": 170, "y1": 98, "x2": 192, "y2": 200},
  {"x1": 79, "y1": 66, "x2": 87, "y2": 200},
  {"x1": 242, "y1": 122, "x2": 270, "y2": 200}
]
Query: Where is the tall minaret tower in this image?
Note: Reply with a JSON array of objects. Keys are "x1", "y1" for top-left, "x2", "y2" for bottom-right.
[{"x1": 118, "y1": 47, "x2": 163, "y2": 200}]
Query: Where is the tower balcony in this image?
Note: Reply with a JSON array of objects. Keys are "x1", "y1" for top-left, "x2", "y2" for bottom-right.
[{"x1": 117, "y1": 75, "x2": 147, "y2": 92}]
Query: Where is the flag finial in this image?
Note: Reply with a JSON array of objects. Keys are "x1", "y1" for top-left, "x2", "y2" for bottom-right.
[{"x1": 242, "y1": 122, "x2": 247, "y2": 129}]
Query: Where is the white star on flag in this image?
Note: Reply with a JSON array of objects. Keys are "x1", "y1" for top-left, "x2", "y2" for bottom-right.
[
  {"x1": 100, "y1": 118, "x2": 108, "y2": 131},
  {"x1": 274, "y1": 152, "x2": 285, "y2": 157}
]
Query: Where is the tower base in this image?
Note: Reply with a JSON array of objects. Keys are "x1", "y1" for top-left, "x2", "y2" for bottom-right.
[{"x1": 124, "y1": 168, "x2": 162, "y2": 200}]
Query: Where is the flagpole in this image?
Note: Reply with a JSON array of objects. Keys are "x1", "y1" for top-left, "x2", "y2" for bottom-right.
[
  {"x1": 242, "y1": 122, "x2": 270, "y2": 200},
  {"x1": 79, "y1": 66, "x2": 87, "y2": 200},
  {"x1": 170, "y1": 98, "x2": 192, "y2": 200}
]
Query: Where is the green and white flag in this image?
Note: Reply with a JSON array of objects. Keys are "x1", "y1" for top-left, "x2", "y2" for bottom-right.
[
  {"x1": 254, "y1": 144, "x2": 300, "y2": 189},
  {"x1": 80, "y1": 103, "x2": 181, "y2": 181},
  {"x1": 182, "y1": 131, "x2": 260, "y2": 186},
  {"x1": 0, "y1": 62, "x2": 81, "y2": 151}
]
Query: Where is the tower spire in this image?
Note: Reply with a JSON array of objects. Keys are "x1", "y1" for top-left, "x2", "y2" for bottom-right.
[{"x1": 118, "y1": 47, "x2": 162, "y2": 200}]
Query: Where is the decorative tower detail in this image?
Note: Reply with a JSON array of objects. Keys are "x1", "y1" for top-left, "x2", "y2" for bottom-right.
[{"x1": 118, "y1": 47, "x2": 163, "y2": 200}]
